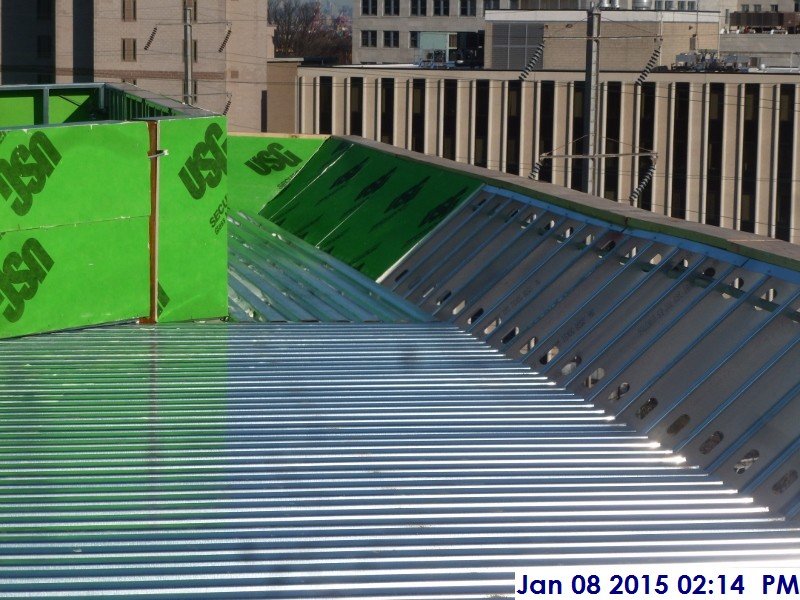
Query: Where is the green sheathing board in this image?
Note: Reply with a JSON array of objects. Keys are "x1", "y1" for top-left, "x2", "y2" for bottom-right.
[
  {"x1": 0, "y1": 121, "x2": 152, "y2": 339},
  {"x1": 0, "y1": 122, "x2": 151, "y2": 231},
  {"x1": 228, "y1": 135, "x2": 326, "y2": 214},
  {"x1": 156, "y1": 116, "x2": 228, "y2": 322},
  {"x1": 48, "y1": 90, "x2": 100, "y2": 124},
  {"x1": 0, "y1": 91, "x2": 42, "y2": 128},
  {"x1": 0, "y1": 218, "x2": 150, "y2": 339},
  {"x1": 260, "y1": 138, "x2": 481, "y2": 279}
]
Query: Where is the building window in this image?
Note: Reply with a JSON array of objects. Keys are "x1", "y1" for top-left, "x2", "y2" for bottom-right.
[
  {"x1": 740, "y1": 83, "x2": 759, "y2": 233},
  {"x1": 741, "y1": 3, "x2": 749, "y2": 9},
  {"x1": 122, "y1": 0, "x2": 137, "y2": 21},
  {"x1": 460, "y1": 0, "x2": 477, "y2": 14},
  {"x1": 705, "y1": 83, "x2": 724, "y2": 227},
  {"x1": 411, "y1": 79, "x2": 425, "y2": 153},
  {"x1": 655, "y1": 0, "x2": 663, "y2": 8},
  {"x1": 753, "y1": 3, "x2": 762, "y2": 10},
  {"x1": 776, "y1": 84, "x2": 794, "y2": 240},
  {"x1": 349, "y1": 78, "x2": 363, "y2": 136},
  {"x1": 185, "y1": 0, "x2": 198, "y2": 20},
  {"x1": 411, "y1": 0, "x2": 427, "y2": 13},
  {"x1": 319, "y1": 77, "x2": 332, "y2": 135},
  {"x1": 122, "y1": 37, "x2": 137, "y2": 61},
  {"x1": 410, "y1": 31, "x2": 420, "y2": 48},
  {"x1": 37, "y1": 35, "x2": 53, "y2": 59},
  {"x1": 687, "y1": 1, "x2": 696, "y2": 9},
  {"x1": 795, "y1": 1, "x2": 800, "y2": 11},
  {"x1": 677, "y1": 0, "x2": 685, "y2": 9},
  {"x1": 433, "y1": 0, "x2": 449, "y2": 15},
  {"x1": 505, "y1": 80, "x2": 521, "y2": 174},
  {"x1": 664, "y1": 0, "x2": 674, "y2": 8},
  {"x1": 361, "y1": 30, "x2": 377, "y2": 46},
  {"x1": 384, "y1": 30, "x2": 399, "y2": 47},
  {"x1": 485, "y1": 0, "x2": 500, "y2": 8},
  {"x1": 380, "y1": 78, "x2": 394, "y2": 144},
  {"x1": 771, "y1": 2, "x2": 778, "y2": 9},
  {"x1": 37, "y1": 0, "x2": 53, "y2": 20},
  {"x1": 384, "y1": 0, "x2": 400, "y2": 14},
  {"x1": 362, "y1": 0, "x2": 378, "y2": 14},
  {"x1": 442, "y1": 79, "x2": 457, "y2": 160},
  {"x1": 474, "y1": 80, "x2": 489, "y2": 168}
]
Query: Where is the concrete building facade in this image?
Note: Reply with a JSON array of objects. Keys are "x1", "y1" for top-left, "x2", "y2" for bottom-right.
[
  {"x1": 0, "y1": 0, "x2": 269, "y2": 132},
  {"x1": 292, "y1": 66, "x2": 800, "y2": 243}
]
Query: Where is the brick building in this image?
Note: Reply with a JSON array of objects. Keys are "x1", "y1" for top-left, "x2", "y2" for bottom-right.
[{"x1": 0, "y1": 0, "x2": 270, "y2": 132}]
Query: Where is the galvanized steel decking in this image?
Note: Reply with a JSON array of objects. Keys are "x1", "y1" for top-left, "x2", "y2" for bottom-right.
[
  {"x1": 381, "y1": 185, "x2": 800, "y2": 521},
  {"x1": 0, "y1": 323, "x2": 798, "y2": 599}
]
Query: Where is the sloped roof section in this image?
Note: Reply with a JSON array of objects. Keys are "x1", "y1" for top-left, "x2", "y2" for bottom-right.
[
  {"x1": 381, "y1": 185, "x2": 800, "y2": 521},
  {"x1": 228, "y1": 212, "x2": 431, "y2": 323},
  {"x1": 0, "y1": 322, "x2": 798, "y2": 598}
]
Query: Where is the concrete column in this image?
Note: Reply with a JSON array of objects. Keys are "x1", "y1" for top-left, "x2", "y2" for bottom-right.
[
  {"x1": 719, "y1": 83, "x2": 741, "y2": 231},
  {"x1": 488, "y1": 79, "x2": 504, "y2": 171},
  {"x1": 436, "y1": 79, "x2": 444, "y2": 157},
  {"x1": 468, "y1": 80, "x2": 476, "y2": 164},
  {"x1": 651, "y1": 82, "x2": 671, "y2": 216},
  {"x1": 499, "y1": 80, "x2": 508, "y2": 172},
  {"x1": 618, "y1": 82, "x2": 636, "y2": 201},
  {"x1": 331, "y1": 76, "x2": 346, "y2": 135},
  {"x1": 597, "y1": 82, "x2": 607, "y2": 198},
  {"x1": 393, "y1": 77, "x2": 408, "y2": 149},
  {"x1": 344, "y1": 78, "x2": 352, "y2": 135},
  {"x1": 424, "y1": 78, "x2": 438, "y2": 155},
  {"x1": 553, "y1": 82, "x2": 570, "y2": 189},
  {"x1": 405, "y1": 79, "x2": 414, "y2": 150},
  {"x1": 520, "y1": 80, "x2": 536, "y2": 177},
  {"x1": 456, "y1": 79, "x2": 471, "y2": 164},
  {"x1": 792, "y1": 84, "x2": 800, "y2": 244},
  {"x1": 733, "y1": 84, "x2": 745, "y2": 230},
  {"x1": 755, "y1": 83, "x2": 775, "y2": 237},
  {"x1": 299, "y1": 76, "x2": 315, "y2": 134},
  {"x1": 697, "y1": 82, "x2": 710, "y2": 223},
  {"x1": 363, "y1": 77, "x2": 377, "y2": 141},
  {"x1": 685, "y1": 82, "x2": 704, "y2": 223}
]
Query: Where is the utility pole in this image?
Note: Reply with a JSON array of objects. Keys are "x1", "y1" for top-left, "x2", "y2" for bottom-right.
[
  {"x1": 183, "y1": 6, "x2": 193, "y2": 105},
  {"x1": 583, "y1": 4, "x2": 601, "y2": 196}
]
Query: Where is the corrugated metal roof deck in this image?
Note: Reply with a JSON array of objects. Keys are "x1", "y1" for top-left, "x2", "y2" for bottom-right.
[{"x1": 0, "y1": 322, "x2": 798, "y2": 599}]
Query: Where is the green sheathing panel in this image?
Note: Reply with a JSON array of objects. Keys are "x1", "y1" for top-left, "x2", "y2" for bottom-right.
[
  {"x1": 0, "y1": 91, "x2": 42, "y2": 128},
  {"x1": 48, "y1": 90, "x2": 100, "y2": 124},
  {"x1": 0, "y1": 217, "x2": 150, "y2": 339},
  {"x1": 0, "y1": 122, "x2": 151, "y2": 231},
  {"x1": 228, "y1": 135, "x2": 326, "y2": 214},
  {"x1": 260, "y1": 139, "x2": 481, "y2": 279},
  {"x1": 156, "y1": 116, "x2": 228, "y2": 322}
]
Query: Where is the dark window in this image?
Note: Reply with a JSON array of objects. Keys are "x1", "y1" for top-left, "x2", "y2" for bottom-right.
[
  {"x1": 776, "y1": 84, "x2": 794, "y2": 241},
  {"x1": 740, "y1": 83, "x2": 759, "y2": 233},
  {"x1": 37, "y1": 35, "x2": 53, "y2": 59},
  {"x1": 361, "y1": 30, "x2": 377, "y2": 46},
  {"x1": 604, "y1": 82, "x2": 621, "y2": 200},
  {"x1": 122, "y1": 0, "x2": 137, "y2": 21},
  {"x1": 185, "y1": 0, "x2": 198, "y2": 20},
  {"x1": 485, "y1": 0, "x2": 499, "y2": 7},
  {"x1": 571, "y1": 82, "x2": 585, "y2": 191},
  {"x1": 37, "y1": 0, "x2": 53, "y2": 20},
  {"x1": 411, "y1": 0, "x2": 427, "y2": 14},
  {"x1": 506, "y1": 80, "x2": 522, "y2": 175},
  {"x1": 671, "y1": 82, "x2": 690, "y2": 220},
  {"x1": 538, "y1": 81, "x2": 555, "y2": 183},
  {"x1": 122, "y1": 37, "x2": 137, "y2": 61},
  {"x1": 443, "y1": 79, "x2": 457, "y2": 160},
  {"x1": 362, "y1": 0, "x2": 378, "y2": 13},
  {"x1": 410, "y1": 31, "x2": 420, "y2": 48},
  {"x1": 705, "y1": 83, "x2": 724, "y2": 227},
  {"x1": 411, "y1": 79, "x2": 426, "y2": 153},
  {"x1": 637, "y1": 82, "x2": 656, "y2": 211},
  {"x1": 384, "y1": 0, "x2": 399, "y2": 14},
  {"x1": 460, "y1": 0, "x2": 477, "y2": 15},
  {"x1": 384, "y1": 31, "x2": 399, "y2": 47},
  {"x1": 474, "y1": 80, "x2": 490, "y2": 168},
  {"x1": 350, "y1": 78, "x2": 363, "y2": 136},
  {"x1": 380, "y1": 78, "x2": 394, "y2": 145},
  {"x1": 183, "y1": 39, "x2": 199, "y2": 62},
  {"x1": 433, "y1": 0, "x2": 450, "y2": 15},
  {"x1": 319, "y1": 76, "x2": 332, "y2": 135}
]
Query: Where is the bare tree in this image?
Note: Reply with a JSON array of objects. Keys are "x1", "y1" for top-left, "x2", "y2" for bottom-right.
[{"x1": 269, "y1": 0, "x2": 351, "y2": 63}]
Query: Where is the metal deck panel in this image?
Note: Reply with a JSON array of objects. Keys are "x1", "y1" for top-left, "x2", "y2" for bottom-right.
[{"x1": 0, "y1": 323, "x2": 798, "y2": 599}]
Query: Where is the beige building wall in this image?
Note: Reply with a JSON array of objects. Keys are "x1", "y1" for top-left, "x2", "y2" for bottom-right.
[
  {"x1": 1, "y1": 1, "x2": 269, "y2": 131},
  {"x1": 292, "y1": 66, "x2": 800, "y2": 244}
]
